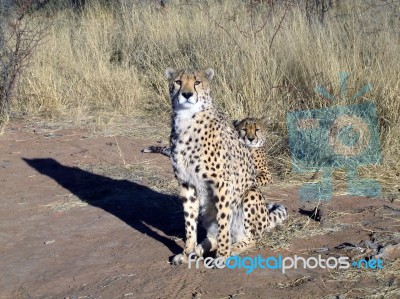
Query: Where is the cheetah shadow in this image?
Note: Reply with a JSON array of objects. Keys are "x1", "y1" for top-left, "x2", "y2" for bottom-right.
[{"x1": 23, "y1": 158, "x2": 185, "y2": 256}]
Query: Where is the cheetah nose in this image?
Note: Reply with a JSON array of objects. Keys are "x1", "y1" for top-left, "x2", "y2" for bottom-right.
[
  {"x1": 248, "y1": 137, "x2": 255, "y2": 142},
  {"x1": 182, "y1": 92, "x2": 193, "y2": 99}
]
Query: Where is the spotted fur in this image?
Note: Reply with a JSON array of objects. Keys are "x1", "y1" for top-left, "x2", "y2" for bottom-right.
[
  {"x1": 143, "y1": 118, "x2": 274, "y2": 186},
  {"x1": 165, "y1": 68, "x2": 287, "y2": 264}
]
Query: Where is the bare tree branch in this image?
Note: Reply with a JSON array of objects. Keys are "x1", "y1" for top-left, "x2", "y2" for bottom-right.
[{"x1": 0, "y1": 0, "x2": 49, "y2": 132}]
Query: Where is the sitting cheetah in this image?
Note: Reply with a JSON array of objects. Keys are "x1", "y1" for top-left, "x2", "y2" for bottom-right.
[
  {"x1": 143, "y1": 118, "x2": 274, "y2": 186},
  {"x1": 165, "y1": 67, "x2": 287, "y2": 264},
  {"x1": 234, "y1": 117, "x2": 274, "y2": 186}
]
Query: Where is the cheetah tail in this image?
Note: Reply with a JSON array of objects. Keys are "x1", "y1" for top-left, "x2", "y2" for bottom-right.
[
  {"x1": 141, "y1": 146, "x2": 171, "y2": 157},
  {"x1": 266, "y1": 203, "x2": 288, "y2": 229}
]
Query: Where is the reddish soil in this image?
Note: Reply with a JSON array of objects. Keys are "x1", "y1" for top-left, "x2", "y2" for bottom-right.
[{"x1": 0, "y1": 121, "x2": 399, "y2": 299}]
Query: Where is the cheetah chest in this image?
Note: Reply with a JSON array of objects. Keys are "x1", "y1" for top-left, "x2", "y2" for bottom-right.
[{"x1": 171, "y1": 112, "x2": 225, "y2": 191}]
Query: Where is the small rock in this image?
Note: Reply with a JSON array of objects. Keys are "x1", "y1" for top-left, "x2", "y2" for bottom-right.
[
  {"x1": 44, "y1": 240, "x2": 55, "y2": 245},
  {"x1": 299, "y1": 207, "x2": 323, "y2": 222},
  {"x1": 124, "y1": 293, "x2": 134, "y2": 297},
  {"x1": 314, "y1": 247, "x2": 329, "y2": 253},
  {"x1": 363, "y1": 240, "x2": 378, "y2": 249},
  {"x1": 335, "y1": 242, "x2": 364, "y2": 252},
  {"x1": 373, "y1": 243, "x2": 400, "y2": 260}
]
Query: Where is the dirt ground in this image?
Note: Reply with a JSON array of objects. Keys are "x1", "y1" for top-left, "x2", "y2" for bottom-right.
[{"x1": 0, "y1": 120, "x2": 399, "y2": 299}]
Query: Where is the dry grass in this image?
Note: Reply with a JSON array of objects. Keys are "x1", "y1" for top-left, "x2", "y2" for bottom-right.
[
  {"x1": 320, "y1": 258, "x2": 400, "y2": 298},
  {"x1": 7, "y1": 0, "x2": 400, "y2": 192},
  {"x1": 42, "y1": 193, "x2": 88, "y2": 212},
  {"x1": 260, "y1": 209, "x2": 355, "y2": 250}
]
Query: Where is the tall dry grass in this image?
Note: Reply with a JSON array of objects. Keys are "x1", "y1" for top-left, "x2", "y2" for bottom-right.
[{"x1": 11, "y1": 0, "x2": 400, "y2": 192}]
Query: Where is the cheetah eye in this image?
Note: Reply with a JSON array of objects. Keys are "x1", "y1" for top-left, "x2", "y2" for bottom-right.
[
  {"x1": 175, "y1": 80, "x2": 182, "y2": 86},
  {"x1": 194, "y1": 81, "x2": 201, "y2": 86}
]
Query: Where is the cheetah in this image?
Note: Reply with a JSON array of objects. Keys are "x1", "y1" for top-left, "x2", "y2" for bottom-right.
[
  {"x1": 234, "y1": 117, "x2": 274, "y2": 186},
  {"x1": 165, "y1": 67, "x2": 287, "y2": 264},
  {"x1": 143, "y1": 118, "x2": 274, "y2": 186}
]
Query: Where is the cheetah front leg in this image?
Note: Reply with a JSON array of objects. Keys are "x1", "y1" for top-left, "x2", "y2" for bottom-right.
[
  {"x1": 194, "y1": 201, "x2": 230, "y2": 259},
  {"x1": 195, "y1": 193, "x2": 218, "y2": 258},
  {"x1": 172, "y1": 184, "x2": 199, "y2": 265},
  {"x1": 195, "y1": 219, "x2": 218, "y2": 258},
  {"x1": 214, "y1": 191, "x2": 232, "y2": 259},
  {"x1": 195, "y1": 235, "x2": 218, "y2": 258}
]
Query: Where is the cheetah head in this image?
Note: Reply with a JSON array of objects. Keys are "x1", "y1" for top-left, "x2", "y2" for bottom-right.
[
  {"x1": 233, "y1": 117, "x2": 269, "y2": 148},
  {"x1": 165, "y1": 68, "x2": 214, "y2": 112}
]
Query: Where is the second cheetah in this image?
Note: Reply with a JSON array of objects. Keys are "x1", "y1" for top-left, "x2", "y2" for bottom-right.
[{"x1": 234, "y1": 117, "x2": 274, "y2": 186}]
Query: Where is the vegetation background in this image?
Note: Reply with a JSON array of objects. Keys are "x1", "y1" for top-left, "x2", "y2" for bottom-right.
[{"x1": 1, "y1": 0, "x2": 399, "y2": 195}]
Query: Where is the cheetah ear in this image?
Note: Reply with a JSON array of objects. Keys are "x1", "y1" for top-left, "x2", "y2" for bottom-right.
[
  {"x1": 203, "y1": 68, "x2": 215, "y2": 81},
  {"x1": 165, "y1": 67, "x2": 175, "y2": 80},
  {"x1": 232, "y1": 119, "x2": 241, "y2": 128}
]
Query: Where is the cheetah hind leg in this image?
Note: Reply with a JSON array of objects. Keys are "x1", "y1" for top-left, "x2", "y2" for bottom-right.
[
  {"x1": 230, "y1": 203, "x2": 289, "y2": 259},
  {"x1": 231, "y1": 189, "x2": 267, "y2": 256},
  {"x1": 256, "y1": 170, "x2": 273, "y2": 186}
]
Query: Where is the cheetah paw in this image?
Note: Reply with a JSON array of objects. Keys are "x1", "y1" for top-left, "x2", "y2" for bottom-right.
[
  {"x1": 195, "y1": 244, "x2": 205, "y2": 257},
  {"x1": 230, "y1": 244, "x2": 243, "y2": 256},
  {"x1": 172, "y1": 253, "x2": 187, "y2": 265}
]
